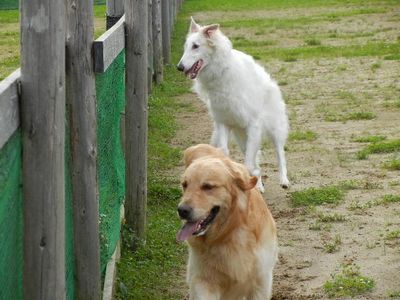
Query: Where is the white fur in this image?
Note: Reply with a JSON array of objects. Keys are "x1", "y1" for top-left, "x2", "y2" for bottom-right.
[{"x1": 178, "y1": 18, "x2": 290, "y2": 189}]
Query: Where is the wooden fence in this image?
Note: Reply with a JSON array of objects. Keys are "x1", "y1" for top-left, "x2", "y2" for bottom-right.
[{"x1": 0, "y1": 0, "x2": 182, "y2": 298}]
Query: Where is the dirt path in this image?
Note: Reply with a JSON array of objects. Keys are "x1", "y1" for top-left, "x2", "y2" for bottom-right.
[{"x1": 170, "y1": 3, "x2": 400, "y2": 299}]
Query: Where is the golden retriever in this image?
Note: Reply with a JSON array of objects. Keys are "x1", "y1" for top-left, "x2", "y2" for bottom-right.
[{"x1": 177, "y1": 144, "x2": 278, "y2": 300}]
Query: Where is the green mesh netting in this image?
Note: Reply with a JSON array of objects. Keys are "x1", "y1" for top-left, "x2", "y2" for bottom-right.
[
  {"x1": 0, "y1": 50, "x2": 125, "y2": 298},
  {"x1": 0, "y1": 131, "x2": 23, "y2": 300},
  {"x1": 0, "y1": 0, "x2": 106, "y2": 10},
  {"x1": 96, "y1": 49, "x2": 126, "y2": 275}
]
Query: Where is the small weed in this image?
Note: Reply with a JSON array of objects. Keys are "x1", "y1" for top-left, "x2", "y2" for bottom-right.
[
  {"x1": 351, "y1": 135, "x2": 386, "y2": 143},
  {"x1": 318, "y1": 212, "x2": 346, "y2": 223},
  {"x1": 348, "y1": 194, "x2": 400, "y2": 210},
  {"x1": 324, "y1": 263, "x2": 375, "y2": 297},
  {"x1": 346, "y1": 111, "x2": 376, "y2": 121},
  {"x1": 289, "y1": 130, "x2": 318, "y2": 142},
  {"x1": 283, "y1": 56, "x2": 297, "y2": 62},
  {"x1": 356, "y1": 139, "x2": 400, "y2": 159},
  {"x1": 385, "y1": 229, "x2": 400, "y2": 240},
  {"x1": 389, "y1": 291, "x2": 400, "y2": 298},
  {"x1": 383, "y1": 159, "x2": 400, "y2": 170},
  {"x1": 290, "y1": 186, "x2": 344, "y2": 207},
  {"x1": 338, "y1": 179, "x2": 360, "y2": 190},
  {"x1": 371, "y1": 62, "x2": 381, "y2": 71},
  {"x1": 323, "y1": 235, "x2": 342, "y2": 253},
  {"x1": 305, "y1": 38, "x2": 321, "y2": 46}
]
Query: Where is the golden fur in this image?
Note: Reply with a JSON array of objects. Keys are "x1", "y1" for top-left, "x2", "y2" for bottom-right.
[{"x1": 179, "y1": 144, "x2": 278, "y2": 300}]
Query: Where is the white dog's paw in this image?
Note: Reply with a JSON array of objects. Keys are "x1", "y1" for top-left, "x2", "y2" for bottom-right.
[
  {"x1": 256, "y1": 177, "x2": 265, "y2": 193},
  {"x1": 280, "y1": 177, "x2": 290, "y2": 189}
]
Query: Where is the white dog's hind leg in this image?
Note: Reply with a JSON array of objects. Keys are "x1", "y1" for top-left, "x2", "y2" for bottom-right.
[
  {"x1": 211, "y1": 122, "x2": 230, "y2": 156},
  {"x1": 272, "y1": 134, "x2": 290, "y2": 188},
  {"x1": 245, "y1": 126, "x2": 265, "y2": 193}
]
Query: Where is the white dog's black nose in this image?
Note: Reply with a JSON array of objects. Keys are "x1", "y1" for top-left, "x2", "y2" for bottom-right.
[
  {"x1": 177, "y1": 63, "x2": 185, "y2": 72},
  {"x1": 178, "y1": 204, "x2": 192, "y2": 220}
]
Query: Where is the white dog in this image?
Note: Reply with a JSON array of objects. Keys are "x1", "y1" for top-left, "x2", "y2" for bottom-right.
[{"x1": 177, "y1": 18, "x2": 290, "y2": 191}]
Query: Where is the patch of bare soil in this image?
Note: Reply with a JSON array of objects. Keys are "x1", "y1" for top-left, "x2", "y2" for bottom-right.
[{"x1": 172, "y1": 6, "x2": 400, "y2": 300}]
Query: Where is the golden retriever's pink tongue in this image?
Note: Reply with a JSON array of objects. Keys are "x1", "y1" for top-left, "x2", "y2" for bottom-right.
[{"x1": 177, "y1": 222, "x2": 198, "y2": 241}]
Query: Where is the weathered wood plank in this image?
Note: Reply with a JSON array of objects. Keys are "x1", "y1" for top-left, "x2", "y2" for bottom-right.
[
  {"x1": 152, "y1": 0, "x2": 163, "y2": 84},
  {"x1": 21, "y1": 0, "x2": 66, "y2": 298},
  {"x1": 0, "y1": 68, "x2": 20, "y2": 149},
  {"x1": 93, "y1": 15, "x2": 125, "y2": 73},
  {"x1": 161, "y1": 0, "x2": 171, "y2": 64},
  {"x1": 125, "y1": 0, "x2": 148, "y2": 248},
  {"x1": 148, "y1": 0, "x2": 153, "y2": 92},
  {"x1": 106, "y1": 0, "x2": 124, "y2": 29},
  {"x1": 66, "y1": 0, "x2": 101, "y2": 298}
]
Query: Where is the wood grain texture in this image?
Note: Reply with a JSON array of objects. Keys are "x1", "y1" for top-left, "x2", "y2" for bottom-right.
[
  {"x1": 148, "y1": 0, "x2": 153, "y2": 92},
  {"x1": 161, "y1": 0, "x2": 171, "y2": 64},
  {"x1": 66, "y1": 0, "x2": 101, "y2": 298},
  {"x1": 21, "y1": 0, "x2": 66, "y2": 298},
  {"x1": 152, "y1": 0, "x2": 163, "y2": 84},
  {"x1": 125, "y1": 0, "x2": 148, "y2": 247},
  {"x1": 0, "y1": 69, "x2": 20, "y2": 149},
  {"x1": 93, "y1": 15, "x2": 125, "y2": 73}
]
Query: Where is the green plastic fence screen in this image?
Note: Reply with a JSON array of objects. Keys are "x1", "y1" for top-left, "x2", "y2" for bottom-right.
[
  {"x1": 0, "y1": 0, "x2": 106, "y2": 10},
  {"x1": 0, "y1": 50, "x2": 125, "y2": 299}
]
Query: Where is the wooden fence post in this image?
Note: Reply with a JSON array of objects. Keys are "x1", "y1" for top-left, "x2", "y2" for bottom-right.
[
  {"x1": 66, "y1": 0, "x2": 101, "y2": 299},
  {"x1": 148, "y1": 0, "x2": 153, "y2": 92},
  {"x1": 21, "y1": 0, "x2": 66, "y2": 299},
  {"x1": 125, "y1": 0, "x2": 148, "y2": 248},
  {"x1": 161, "y1": 0, "x2": 171, "y2": 64},
  {"x1": 107, "y1": 0, "x2": 124, "y2": 29},
  {"x1": 152, "y1": 0, "x2": 163, "y2": 84}
]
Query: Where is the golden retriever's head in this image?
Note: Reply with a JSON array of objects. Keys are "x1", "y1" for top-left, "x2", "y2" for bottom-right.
[{"x1": 177, "y1": 145, "x2": 257, "y2": 242}]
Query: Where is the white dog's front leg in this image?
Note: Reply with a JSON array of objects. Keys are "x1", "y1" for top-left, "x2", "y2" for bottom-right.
[
  {"x1": 245, "y1": 126, "x2": 264, "y2": 192},
  {"x1": 210, "y1": 122, "x2": 230, "y2": 156},
  {"x1": 189, "y1": 280, "x2": 221, "y2": 300}
]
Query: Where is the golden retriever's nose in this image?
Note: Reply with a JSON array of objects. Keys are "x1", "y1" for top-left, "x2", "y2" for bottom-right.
[{"x1": 178, "y1": 204, "x2": 192, "y2": 220}]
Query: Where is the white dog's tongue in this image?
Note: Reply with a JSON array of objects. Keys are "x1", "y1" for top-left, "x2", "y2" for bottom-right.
[{"x1": 177, "y1": 222, "x2": 198, "y2": 241}]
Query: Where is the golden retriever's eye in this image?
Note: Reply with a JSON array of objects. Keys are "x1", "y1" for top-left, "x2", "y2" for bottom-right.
[
  {"x1": 192, "y1": 43, "x2": 199, "y2": 50},
  {"x1": 182, "y1": 181, "x2": 188, "y2": 190},
  {"x1": 201, "y1": 183, "x2": 215, "y2": 191}
]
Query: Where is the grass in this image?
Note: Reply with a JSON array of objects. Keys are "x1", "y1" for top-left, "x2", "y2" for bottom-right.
[
  {"x1": 357, "y1": 139, "x2": 400, "y2": 159},
  {"x1": 351, "y1": 135, "x2": 387, "y2": 143},
  {"x1": 290, "y1": 185, "x2": 345, "y2": 207},
  {"x1": 116, "y1": 64, "x2": 191, "y2": 299},
  {"x1": 317, "y1": 212, "x2": 346, "y2": 222},
  {"x1": 383, "y1": 159, "x2": 400, "y2": 170},
  {"x1": 385, "y1": 229, "x2": 400, "y2": 240},
  {"x1": 289, "y1": 130, "x2": 318, "y2": 142},
  {"x1": 389, "y1": 291, "x2": 400, "y2": 298},
  {"x1": 348, "y1": 194, "x2": 400, "y2": 210},
  {"x1": 324, "y1": 263, "x2": 375, "y2": 298},
  {"x1": 323, "y1": 234, "x2": 342, "y2": 253}
]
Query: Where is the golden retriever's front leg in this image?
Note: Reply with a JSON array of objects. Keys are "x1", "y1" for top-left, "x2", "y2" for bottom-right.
[{"x1": 189, "y1": 279, "x2": 221, "y2": 300}]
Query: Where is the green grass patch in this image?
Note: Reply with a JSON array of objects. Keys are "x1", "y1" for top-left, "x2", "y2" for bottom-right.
[
  {"x1": 323, "y1": 234, "x2": 342, "y2": 253},
  {"x1": 324, "y1": 264, "x2": 375, "y2": 298},
  {"x1": 305, "y1": 38, "x2": 322, "y2": 46},
  {"x1": 385, "y1": 229, "x2": 400, "y2": 240},
  {"x1": 351, "y1": 135, "x2": 387, "y2": 143},
  {"x1": 289, "y1": 130, "x2": 318, "y2": 142},
  {"x1": 240, "y1": 41, "x2": 400, "y2": 62},
  {"x1": 389, "y1": 291, "x2": 400, "y2": 298},
  {"x1": 383, "y1": 159, "x2": 400, "y2": 170},
  {"x1": 346, "y1": 111, "x2": 376, "y2": 121},
  {"x1": 357, "y1": 139, "x2": 400, "y2": 159},
  {"x1": 290, "y1": 185, "x2": 345, "y2": 207},
  {"x1": 318, "y1": 212, "x2": 346, "y2": 222},
  {"x1": 348, "y1": 194, "x2": 400, "y2": 210},
  {"x1": 0, "y1": 9, "x2": 18, "y2": 24}
]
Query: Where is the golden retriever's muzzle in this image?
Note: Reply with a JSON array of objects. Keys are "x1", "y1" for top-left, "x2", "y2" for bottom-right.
[{"x1": 176, "y1": 205, "x2": 220, "y2": 241}]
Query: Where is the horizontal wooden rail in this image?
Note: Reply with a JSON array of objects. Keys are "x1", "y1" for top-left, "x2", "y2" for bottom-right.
[
  {"x1": 0, "y1": 69, "x2": 20, "y2": 149},
  {"x1": 93, "y1": 15, "x2": 125, "y2": 73}
]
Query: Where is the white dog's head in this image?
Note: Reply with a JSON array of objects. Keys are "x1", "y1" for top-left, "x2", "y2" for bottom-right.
[{"x1": 177, "y1": 17, "x2": 232, "y2": 79}]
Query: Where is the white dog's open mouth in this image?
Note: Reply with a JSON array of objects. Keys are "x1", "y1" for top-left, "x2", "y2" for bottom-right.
[
  {"x1": 176, "y1": 206, "x2": 220, "y2": 241},
  {"x1": 184, "y1": 59, "x2": 204, "y2": 79}
]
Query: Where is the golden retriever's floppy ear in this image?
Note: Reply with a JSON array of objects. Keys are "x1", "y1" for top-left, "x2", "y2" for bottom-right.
[
  {"x1": 227, "y1": 160, "x2": 258, "y2": 191},
  {"x1": 183, "y1": 144, "x2": 225, "y2": 168}
]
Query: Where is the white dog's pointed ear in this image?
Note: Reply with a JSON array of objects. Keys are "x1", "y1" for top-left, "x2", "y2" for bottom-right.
[
  {"x1": 203, "y1": 24, "x2": 219, "y2": 38},
  {"x1": 190, "y1": 16, "x2": 200, "y2": 33}
]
